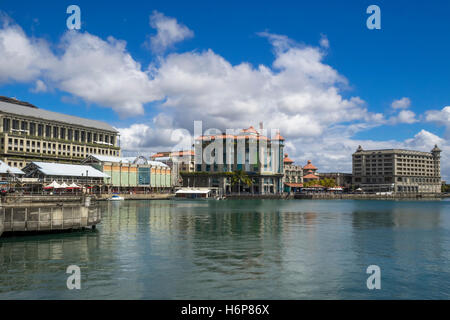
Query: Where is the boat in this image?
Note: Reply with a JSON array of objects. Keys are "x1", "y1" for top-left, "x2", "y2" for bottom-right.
[{"x1": 107, "y1": 194, "x2": 124, "y2": 201}]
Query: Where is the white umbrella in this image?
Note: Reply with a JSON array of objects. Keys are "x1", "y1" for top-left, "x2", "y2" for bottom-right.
[
  {"x1": 68, "y1": 182, "x2": 81, "y2": 189},
  {"x1": 44, "y1": 181, "x2": 61, "y2": 189},
  {"x1": 60, "y1": 182, "x2": 69, "y2": 189}
]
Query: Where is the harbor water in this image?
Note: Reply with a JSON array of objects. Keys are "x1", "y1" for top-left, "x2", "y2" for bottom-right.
[{"x1": 0, "y1": 199, "x2": 449, "y2": 299}]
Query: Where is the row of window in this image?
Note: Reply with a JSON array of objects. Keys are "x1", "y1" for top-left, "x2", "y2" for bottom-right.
[
  {"x1": 2, "y1": 137, "x2": 119, "y2": 158},
  {"x1": 3, "y1": 117, "x2": 116, "y2": 145}
]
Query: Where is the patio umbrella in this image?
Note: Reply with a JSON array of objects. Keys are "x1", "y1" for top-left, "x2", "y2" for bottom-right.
[
  {"x1": 67, "y1": 182, "x2": 81, "y2": 189},
  {"x1": 60, "y1": 182, "x2": 69, "y2": 189},
  {"x1": 44, "y1": 181, "x2": 61, "y2": 189}
]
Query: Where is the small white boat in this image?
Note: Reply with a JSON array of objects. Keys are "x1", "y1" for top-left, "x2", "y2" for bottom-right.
[{"x1": 107, "y1": 195, "x2": 124, "y2": 201}]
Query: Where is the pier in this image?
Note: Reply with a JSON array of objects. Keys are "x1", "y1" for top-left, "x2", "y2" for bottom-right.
[{"x1": 0, "y1": 201, "x2": 101, "y2": 237}]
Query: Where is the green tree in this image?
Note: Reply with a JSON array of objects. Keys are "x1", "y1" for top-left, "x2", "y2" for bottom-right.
[{"x1": 231, "y1": 170, "x2": 253, "y2": 195}]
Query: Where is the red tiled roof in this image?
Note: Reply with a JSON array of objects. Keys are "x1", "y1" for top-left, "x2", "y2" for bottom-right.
[
  {"x1": 303, "y1": 160, "x2": 317, "y2": 170},
  {"x1": 303, "y1": 173, "x2": 319, "y2": 179},
  {"x1": 283, "y1": 154, "x2": 294, "y2": 163},
  {"x1": 241, "y1": 126, "x2": 258, "y2": 134},
  {"x1": 150, "y1": 153, "x2": 165, "y2": 159},
  {"x1": 285, "y1": 183, "x2": 303, "y2": 188}
]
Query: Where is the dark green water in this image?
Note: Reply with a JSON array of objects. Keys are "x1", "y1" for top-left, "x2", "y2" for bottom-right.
[{"x1": 1, "y1": 199, "x2": 449, "y2": 299}]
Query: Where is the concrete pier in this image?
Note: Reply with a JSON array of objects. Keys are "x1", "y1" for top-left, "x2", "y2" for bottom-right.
[{"x1": 0, "y1": 203, "x2": 101, "y2": 236}]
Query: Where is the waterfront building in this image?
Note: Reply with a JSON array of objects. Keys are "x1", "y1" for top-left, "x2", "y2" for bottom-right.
[
  {"x1": 0, "y1": 96, "x2": 121, "y2": 170},
  {"x1": 181, "y1": 126, "x2": 285, "y2": 195},
  {"x1": 352, "y1": 145, "x2": 442, "y2": 193},
  {"x1": 303, "y1": 160, "x2": 320, "y2": 182},
  {"x1": 23, "y1": 161, "x2": 109, "y2": 192},
  {"x1": 0, "y1": 160, "x2": 24, "y2": 187},
  {"x1": 283, "y1": 154, "x2": 303, "y2": 193},
  {"x1": 150, "y1": 150, "x2": 195, "y2": 186},
  {"x1": 83, "y1": 154, "x2": 171, "y2": 192}
]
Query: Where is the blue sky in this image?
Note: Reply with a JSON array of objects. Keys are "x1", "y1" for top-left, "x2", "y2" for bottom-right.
[{"x1": 1, "y1": 0, "x2": 449, "y2": 177}]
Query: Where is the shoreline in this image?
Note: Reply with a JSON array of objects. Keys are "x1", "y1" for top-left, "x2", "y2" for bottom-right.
[{"x1": 0, "y1": 192, "x2": 448, "y2": 206}]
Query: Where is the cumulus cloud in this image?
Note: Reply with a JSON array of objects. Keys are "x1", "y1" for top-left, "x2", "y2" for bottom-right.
[
  {"x1": 49, "y1": 32, "x2": 161, "y2": 116},
  {"x1": 389, "y1": 109, "x2": 418, "y2": 124},
  {"x1": 426, "y1": 106, "x2": 450, "y2": 133},
  {"x1": 31, "y1": 79, "x2": 47, "y2": 93},
  {"x1": 148, "y1": 10, "x2": 193, "y2": 53},
  {"x1": 0, "y1": 17, "x2": 161, "y2": 116},
  {"x1": 150, "y1": 32, "x2": 373, "y2": 139},
  {"x1": 0, "y1": 16, "x2": 55, "y2": 83},
  {"x1": 391, "y1": 97, "x2": 411, "y2": 109}
]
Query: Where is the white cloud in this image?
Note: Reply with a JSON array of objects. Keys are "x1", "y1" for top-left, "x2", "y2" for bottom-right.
[
  {"x1": 148, "y1": 11, "x2": 193, "y2": 53},
  {"x1": 150, "y1": 32, "x2": 372, "y2": 139},
  {"x1": 48, "y1": 32, "x2": 161, "y2": 116},
  {"x1": 319, "y1": 33, "x2": 329, "y2": 49},
  {"x1": 0, "y1": 18, "x2": 162, "y2": 117},
  {"x1": 426, "y1": 106, "x2": 450, "y2": 131},
  {"x1": 391, "y1": 97, "x2": 411, "y2": 109},
  {"x1": 389, "y1": 109, "x2": 418, "y2": 124},
  {"x1": 0, "y1": 16, "x2": 55, "y2": 83},
  {"x1": 388, "y1": 97, "x2": 417, "y2": 124},
  {"x1": 31, "y1": 79, "x2": 47, "y2": 93}
]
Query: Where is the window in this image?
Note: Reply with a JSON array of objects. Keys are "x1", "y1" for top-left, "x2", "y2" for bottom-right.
[
  {"x1": 60, "y1": 128, "x2": 66, "y2": 139},
  {"x1": 81, "y1": 131, "x2": 85, "y2": 142},
  {"x1": 38, "y1": 124, "x2": 44, "y2": 137},
  {"x1": 53, "y1": 127, "x2": 58, "y2": 139},
  {"x1": 45, "y1": 125, "x2": 51, "y2": 137},
  {"x1": 12, "y1": 119, "x2": 19, "y2": 130},
  {"x1": 68, "y1": 129, "x2": 73, "y2": 140},
  {"x1": 3, "y1": 118, "x2": 10, "y2": 132},
  {"x1": 74, "y1": 130, "x2": 79, "y2": 141},
  {"x1": 87, "y1": 132, "x2": 92, "y2": 143},
  {"x1": 29, "y1": 123, "x2": 36, "y2": 135},
  {"x1": 21, "y1": 121, "x2": 28, "y2": 131}
]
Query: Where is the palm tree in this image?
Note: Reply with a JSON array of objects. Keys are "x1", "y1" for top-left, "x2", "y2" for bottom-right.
[{"x1": 231, "y1": 170, "x2": 253, "y2": 195}]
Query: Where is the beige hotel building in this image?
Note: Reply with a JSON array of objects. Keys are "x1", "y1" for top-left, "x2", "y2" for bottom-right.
[
  {"x1": 0, "y1": 96, "x2": 120, "y2": 169},
  {"x1": 352, "y1": 145, "x2": 442, "y2": 193}
]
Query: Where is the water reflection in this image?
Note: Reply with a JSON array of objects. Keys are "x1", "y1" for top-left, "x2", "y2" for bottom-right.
[{"x1": 0, "y1": 199, "x2": 449, "y2": 299}]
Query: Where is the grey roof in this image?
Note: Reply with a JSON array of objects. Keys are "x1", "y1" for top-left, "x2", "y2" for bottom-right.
[
  {"x1": 87, "y1": 154, "x2": 169, "y2": 167},
  {"x1": 0, "y1": 160, "x2": 24, "y2": 175},
  {"x1": 0, "y1": 100, "x2": 118, "y2": 133},
  {"x1": 30, "y1": 162, "x2": 109, "y2": 178}
]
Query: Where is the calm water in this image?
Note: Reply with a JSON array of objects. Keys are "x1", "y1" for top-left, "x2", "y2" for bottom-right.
[{"x1": 1, "y1": 199, "x2": 450, "y2": 299}]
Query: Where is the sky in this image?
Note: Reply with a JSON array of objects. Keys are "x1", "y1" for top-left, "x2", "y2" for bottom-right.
[{"x1": 1, "y1": 0, "x2": 449, "y2": 179}]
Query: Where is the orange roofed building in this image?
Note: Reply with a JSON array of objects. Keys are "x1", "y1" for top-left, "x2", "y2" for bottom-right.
[
  {"x1": 303, "y1": 160, "x2": 320, "y2": 182},
  {"x1": 283, "y1": 154, "x2": 304, "y2": 193}
]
